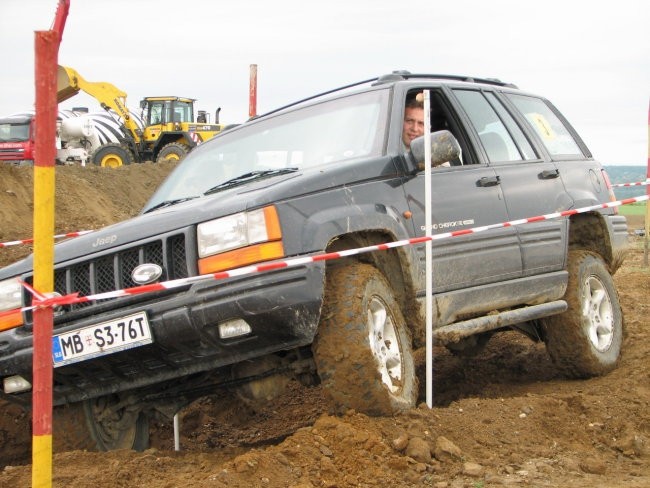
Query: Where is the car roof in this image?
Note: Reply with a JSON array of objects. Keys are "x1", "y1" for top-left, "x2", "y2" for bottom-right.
[{"x1": 256, "y1": 70, "x2": 520, "y2": 119}]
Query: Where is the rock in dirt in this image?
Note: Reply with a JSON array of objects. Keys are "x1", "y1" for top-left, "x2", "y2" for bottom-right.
[{"x1": 434, "y1": 436, "x2": 463, "y2": 463}]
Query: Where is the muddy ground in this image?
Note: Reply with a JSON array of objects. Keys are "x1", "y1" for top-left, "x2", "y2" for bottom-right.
[{"x1": 0, "y1": 163, "x2": 648, "y2": 488}]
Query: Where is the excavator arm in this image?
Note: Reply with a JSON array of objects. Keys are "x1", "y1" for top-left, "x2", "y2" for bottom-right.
[{"x1": 56, "y1": 65, "x2": 141, "y2": 143}]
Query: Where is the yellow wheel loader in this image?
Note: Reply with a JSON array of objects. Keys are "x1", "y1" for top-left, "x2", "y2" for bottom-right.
[{"x1": 56, "y1": 65, "x2": 224, "y2": 166}]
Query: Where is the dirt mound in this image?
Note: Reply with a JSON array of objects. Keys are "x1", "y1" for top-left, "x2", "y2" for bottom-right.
[{"x1": 0, "y1": 164, "x2": 648, "y2": 487}]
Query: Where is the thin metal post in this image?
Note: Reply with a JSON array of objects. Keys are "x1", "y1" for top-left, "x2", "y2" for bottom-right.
[
  {"x1": 423, "y1": 90, "x2": 433, "y2": 408},
  {"x1": 174, "y1": 413, "x2": 181, "y2": 451}
]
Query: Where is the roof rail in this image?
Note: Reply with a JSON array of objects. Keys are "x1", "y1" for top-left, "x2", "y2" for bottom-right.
[
  {"x1": 374, "y1": 70, "x2": 518, "y2": 88},
  {"x1": 252, "y1": 70, "x2": 517, "y2": 120}
]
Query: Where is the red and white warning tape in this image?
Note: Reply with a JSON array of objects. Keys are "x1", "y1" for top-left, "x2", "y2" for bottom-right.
[
  {"x1": 611, "y1": 179, "x2": 649, "y2": 188},
  {"x1": 2, "y1": 180, "x2": 647, "y2": 249},
  {"x1": 0, "y1": 192, "x2": 646, "y2": 319},
  {"x1": 0, "y1": 230, "x2": 94, "y2": 248}
]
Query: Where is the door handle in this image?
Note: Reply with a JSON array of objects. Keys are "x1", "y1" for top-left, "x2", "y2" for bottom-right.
[
  {"x1": 477, "y1": 175, "x2": 501, "y2": 187},
  {"x1": 539, "y1": 168, "x2": 560, "y2": 179}
]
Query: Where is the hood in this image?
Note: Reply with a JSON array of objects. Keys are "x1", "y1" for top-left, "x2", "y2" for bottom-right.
[{"x1": 0, "y1": 154, "x2": 397, "y2": 278}]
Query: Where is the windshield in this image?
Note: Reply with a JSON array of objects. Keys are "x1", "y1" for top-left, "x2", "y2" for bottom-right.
[
  {"x1": 0, "y1": 121, "x2": 30, "y2": 142},
  {"x1": 146, "y1": 100, "x2": 194, "y2": 124},
  {"x1": 144, "y1": 89, "x2": 388, "y2": 212}
]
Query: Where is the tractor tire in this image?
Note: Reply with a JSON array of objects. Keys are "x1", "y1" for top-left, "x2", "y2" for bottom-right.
[
  {"x1": 53, "y1": 395, "x2": 149, "y2": 452},
  {"x1": 156, "y1": 142, "x2": 190, "y2": 163},
  {"x1": 541, "y1": 250, "x2": 624, "y2": 378},
  {"x1": 91, "y1": 143, "x2": 135, "y2": 168},
  {"x1": 312, "y1": 263, "x2": 418, "y2": 416}
]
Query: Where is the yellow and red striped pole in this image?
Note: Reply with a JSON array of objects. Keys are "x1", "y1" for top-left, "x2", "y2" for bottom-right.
[
  {"x1": 645, "y1": 99, "x2": 649, "y2": 266},
  {"x1": 32, "y1": 2, "x2": 68, "y2": 487}
]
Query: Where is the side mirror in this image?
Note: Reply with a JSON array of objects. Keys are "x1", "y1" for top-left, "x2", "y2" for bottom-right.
[{"x1": 407, "y1": 130, "x2": 460, "y2": 172}]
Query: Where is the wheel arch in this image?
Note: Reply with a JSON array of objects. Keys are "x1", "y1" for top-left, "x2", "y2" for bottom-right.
[
  {"x1": 324, "y1": 230, "x2": 424, "y2": 347},
  {"x1": 151, "y1": 132, "x2": 195, "y2": 159},
  {"x1": 568, "y1": 212, "x2": 623, "y2": 273}
]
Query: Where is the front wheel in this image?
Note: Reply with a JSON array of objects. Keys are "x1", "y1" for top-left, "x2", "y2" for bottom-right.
[
  {"x1": 312, "y1": 263, "x2": 417, "y2": 416},
  {"x1": 542, "y1": 250, "x2": 624, "y2": 378},
  {"x1": 54, "y1": 395, "x2": 149, "y2": 452},
  {"x1": 91, "y1": 143, "x2": 135, "y2": 168},
  {"x1": 156, "y1": 142, "x2": 190, "y2": 163}
]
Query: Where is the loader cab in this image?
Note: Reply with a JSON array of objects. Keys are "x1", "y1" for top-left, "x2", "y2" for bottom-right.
[{"x1": 140, "y1": 97, "x2": 196, "y2": 127}]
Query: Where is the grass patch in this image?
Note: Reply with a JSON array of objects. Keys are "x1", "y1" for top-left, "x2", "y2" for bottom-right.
[{"x1": 619, "y1": 202, "x2": 647, "y2": 216}]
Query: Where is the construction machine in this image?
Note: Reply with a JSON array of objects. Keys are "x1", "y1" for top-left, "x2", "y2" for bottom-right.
[
  {"x1": 56, "y1": 65, "x2": 224, "y2": 166},
  {"x1": 0, "y1": 109, "x2": 97, "y2": 166}
]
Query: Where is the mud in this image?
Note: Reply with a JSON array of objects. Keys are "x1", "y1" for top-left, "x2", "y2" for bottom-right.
[{"x1": 0, "y1": 163, "x2": 648, "y2": 487}]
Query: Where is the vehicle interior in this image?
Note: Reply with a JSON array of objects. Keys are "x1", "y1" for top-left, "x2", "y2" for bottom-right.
[{"x1": 405, "y1": 89, "x2": 474, "y2": 166}]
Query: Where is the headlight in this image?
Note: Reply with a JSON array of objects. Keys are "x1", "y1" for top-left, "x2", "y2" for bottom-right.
[
  {"x1": 0, "y1": 278, "x2": 22, "y2": 312},
  {"x1": 197, "y1": 206, "x2": 280, "y2": 257},
  {"x1": 197, "y1": 206, "x2": 284, "y2": 274},
  {"x1": 0, "y1": 278, "x2": 24, "y2": 331}
]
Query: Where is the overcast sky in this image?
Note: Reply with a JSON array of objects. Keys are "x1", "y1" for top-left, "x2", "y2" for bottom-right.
[{"x1": 1, "y1": 0, "x2": 648, "y2": 166}]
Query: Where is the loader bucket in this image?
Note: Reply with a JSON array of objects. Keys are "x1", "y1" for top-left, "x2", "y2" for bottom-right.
[{"x1": 57, "y1": 65, "x2": 81, "y2": 103}]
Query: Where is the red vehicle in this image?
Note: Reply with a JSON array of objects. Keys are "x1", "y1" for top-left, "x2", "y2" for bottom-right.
[{"x1": 0, "y1": 113, "x2": 35, "y2": 165}]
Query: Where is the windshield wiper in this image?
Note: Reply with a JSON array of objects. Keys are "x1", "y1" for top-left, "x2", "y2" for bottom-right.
[
  {"x1": 144, "y1": 196, "x2": 199, "y2": 213},
  {"x1": 204, "y1": 168, "x2": 299, "y2": 195}
]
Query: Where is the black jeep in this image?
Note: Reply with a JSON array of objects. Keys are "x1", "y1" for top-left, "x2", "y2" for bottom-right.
[{"x1": 0, "y1": 71, "x2": 628, "y2": 451}]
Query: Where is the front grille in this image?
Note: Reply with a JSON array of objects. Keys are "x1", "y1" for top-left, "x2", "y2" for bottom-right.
[{"x1": 26, "y1": 234, "x2": 189, "y2": 314}]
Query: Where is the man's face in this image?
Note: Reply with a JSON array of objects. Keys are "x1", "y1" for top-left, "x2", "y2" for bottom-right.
[{"x1": 402, "y1": 107, "x2": 425, "y2": 148}]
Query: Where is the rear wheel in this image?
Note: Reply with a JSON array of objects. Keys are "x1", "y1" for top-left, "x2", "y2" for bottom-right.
[
  {"x1": 156, "y1": 142, "x2": 190, "y2": 163},
  {"x1": 91, "y1": 143, "x2": 135, "y2": 168},
  {"x1": 312, "y1": 263, "x2": 417, "y2": 416},
  {"x1": 542, "y1": 250, "x2": 624, "y2": 378},
  {"x1": 53, "y1": 395, "x2": 149, "y2": 452}
]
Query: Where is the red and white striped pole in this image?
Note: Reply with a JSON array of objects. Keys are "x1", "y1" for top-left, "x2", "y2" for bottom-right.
[{"x1": 249, "y1": 64, "x2": 258, "y2": 119}]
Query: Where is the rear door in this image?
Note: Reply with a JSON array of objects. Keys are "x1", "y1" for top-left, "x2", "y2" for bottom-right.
[{"x1": 451, "y1": 88, "x2": 572, "y2": 277}]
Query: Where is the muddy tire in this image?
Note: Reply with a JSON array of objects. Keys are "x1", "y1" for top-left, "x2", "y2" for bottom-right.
[
  {"x1": 542, "y1": 250, "x2": 624, "y2": 378},
  {"x1": 53, "y1": 395, "x2": 149, "y2": 452},
  {"x1": 156, "y1": 142, "x2": 190, "y2": 163},
  {"x1": 91, "y1": 143, "x2": 135, "y2": 168},
  {"x1": 312, "y1": 263, "x2": 417, "y2": 416},
  {"x1": 53, "y1": 402, "x2": 97, "y2": 452}
]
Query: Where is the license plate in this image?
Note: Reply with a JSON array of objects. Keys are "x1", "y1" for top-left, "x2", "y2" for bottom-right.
[{"x1": 52, "y1": 311, "x2": 153, "y2": 367}]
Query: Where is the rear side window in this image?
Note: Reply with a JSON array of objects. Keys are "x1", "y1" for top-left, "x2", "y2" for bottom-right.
[
  {"x1": 453, "y1": 90, "x2": 534, "y2": 163},
  {"x1": 506, "y1": 94, "x2": 584, "y2": 158}
]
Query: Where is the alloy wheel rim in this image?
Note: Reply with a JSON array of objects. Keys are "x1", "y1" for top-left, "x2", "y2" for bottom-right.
[
  {"x1": 367, "y1": 296, "x2": 402, "y2": 393},
  {"x1": 582, "y1": 275, "x2": 614, "y2": 352}
]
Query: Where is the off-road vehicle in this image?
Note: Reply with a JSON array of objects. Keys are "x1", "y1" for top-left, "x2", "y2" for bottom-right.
[{"x1": 0, "y1": 71, "x2": 628, "y2": 451}]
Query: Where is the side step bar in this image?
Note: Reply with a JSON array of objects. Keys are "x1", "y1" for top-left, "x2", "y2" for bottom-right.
[{"x1": 433, "y1": 300, "x2": 567, "y2": 344}]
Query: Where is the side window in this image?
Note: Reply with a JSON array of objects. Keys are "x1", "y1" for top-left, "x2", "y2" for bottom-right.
[
  {"x1": 402, "y1": 89, "x2": 476, "y2": 166},
  {"x1": 484, "y1": 93, "x2": 537, "y2": 160},
  {"x1": 453, "y1": 89, "x2": 525, "y2": 163},
  {"x1": 149, "y1": 103, "x2": 163, "y2": 125},
  {"x1": 506, "y1": 94, "x2": 584, "y2": 158}
]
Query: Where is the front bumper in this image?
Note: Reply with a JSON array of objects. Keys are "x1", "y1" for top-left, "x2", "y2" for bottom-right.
[{"x1": 0, "y1": 262, "x2": 325, "y2": 406}]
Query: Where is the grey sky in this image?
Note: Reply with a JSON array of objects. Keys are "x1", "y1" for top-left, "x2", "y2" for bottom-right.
[{"x1": 1, "y1": 0, "x2": 648, "y2": 166}]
